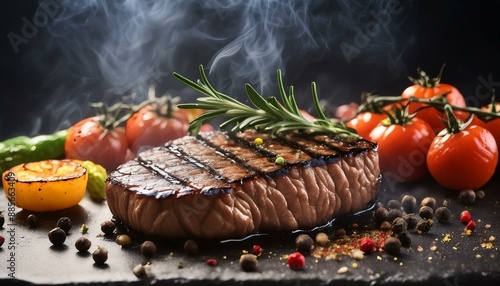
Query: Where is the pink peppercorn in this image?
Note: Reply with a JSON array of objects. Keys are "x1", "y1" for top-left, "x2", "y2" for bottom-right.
[
  {"x1": 287, "y1": 252, "x2": 305, "y2": 270},
  {"x1": 206, "y1": 258, "x2": 217, "y2": 266},
  {"x1": 360, "y1": 237, "x2": 376, "y2": 254},
  {"x1": 252, "y1": 244, "x2": 262, "y2": 256}
]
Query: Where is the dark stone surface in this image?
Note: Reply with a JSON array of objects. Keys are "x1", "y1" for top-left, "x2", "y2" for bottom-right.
[{"x1": 1, "y1": 174, "x2": 499, "y2": 286}]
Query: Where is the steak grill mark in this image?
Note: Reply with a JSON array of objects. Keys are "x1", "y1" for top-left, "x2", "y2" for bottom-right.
[{"x1": 133, "y1": 131, "x2": 372, "y2": 198}]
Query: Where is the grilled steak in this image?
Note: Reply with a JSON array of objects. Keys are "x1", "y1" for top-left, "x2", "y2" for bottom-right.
[{"x1": 106, "y1": 130, "x2": 380, "y2": 239}]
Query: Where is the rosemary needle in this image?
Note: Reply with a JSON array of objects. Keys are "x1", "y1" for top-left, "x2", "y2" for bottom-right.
[{"x1": 173, "y1": 65, "x2": 358, "y2": 140}]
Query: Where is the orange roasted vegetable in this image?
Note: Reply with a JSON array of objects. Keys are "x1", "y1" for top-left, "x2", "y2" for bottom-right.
[{"x1": 2, "y1": 160, "x2": 88, "y2": 212}]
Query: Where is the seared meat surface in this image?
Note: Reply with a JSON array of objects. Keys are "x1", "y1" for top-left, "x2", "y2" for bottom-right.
[{"x1": 106, "y1": 130, "x2": 380, "y2": 239}]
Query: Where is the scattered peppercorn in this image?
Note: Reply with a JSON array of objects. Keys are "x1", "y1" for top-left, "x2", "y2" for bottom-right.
[
  {"x1": 476, "y1": 190, "x2": 485, "y2": 200},
  {"x1": 92, "y1": 246, "x2": 108, "y2": 265},
  {"x1": 57, "y1": 217, "x2": 72, "y2": 234},
  {"x1": 133, "y1": 263, "x2": 152, "y2": 278},
  {"x1": 401, "y1": 195, "x2": 417, "y2": 213},
  {"x1": 252, "y1": 244, "x2": 263, "y2": 256},
  {"x1": 315, "y1": 232, "x2": 329, "y2": 246},
  {"x1": 416, "y1": 219, "x2": 433, "y2": 234},
  {"x1": 335, "y1": 228, "x2": 347, "y2": 239},
  {"x1": 240, "y1": 254, "x2": 258, "y2": 272},
  {"x1": 465, "y1": 220, "x2": 476, "y2": 232},
  {"x1": 206, "y1": 258, "x2": 217, "y2": 266},
  {"x1": 287, "y1": 252, "x2": 305, "y2": 270},
  {"x1": 27, "y1": 214, "x2": 39, "y2": 228},
  {"x1": 388, "y1": 208, "x2": 403, "y2": 222},
  {"x1": 421, "y1": 197, "x2": 437, "y2": 210},
  {"x1": 275, "y1": 156, "x2": 285, "y2": 165},
  {"x1": 391, "y1": 217, "x2": 408, "y2": 235},
  {"x1": 100, "y1": 220, "x2": 116, "y2": 235},
  {"x1": 75, "y1": 237, "x2": 92, "y2": 252},
  {"x1": 403, "y1": 214, "x2": 418, "y2": 230},
  {"x1": 434, "y1": 206, "x2": 451, "y2": 223},
  {"x1": 460, "y1": 210, "x2": 472, "y2": 224},
  {"x1": 383, "y1": 237, "x2": 401, "y2": 256},
  {"x1": 140, "y1": 241, "x2": 157, "y2": 257},
  {"x1": 0, "y1": 235, "x2": 5, "y2": 247},
  {"x1": 0, "y1": 214, "x2": 4, "y2": 229},
  {"x1": 359, "y1": 237, "x2": 376, "y2": 254},
  {"x1": 183, "y1": 239, "x2": 198, "y2": 255},
  {"x1": 373, "y1": 207, "x2": 389, "y2": 226},
  {"x1": 254, "y1": 137, "x2": 264, "y2": 145},
  {"x1": 295, "y1": 234, "x2": 314, "y2": 255},
  {"x1": 116, "y1": 234, "x2": 132, "y2": 247},
  {"x1": 419, "y1": 206, "x2": 434, "y2": 220},
  {"x1": 458, "y1": 189, "x2": 476, "y2": 205},
  {"x1": 379, "y1": 221, "x2": 392, "y2": 231},
  {"x1": 397, "y1": 232, "x2": 412, "y2": 248},
  {"x1": 386, "y1": 199, "x2": 401, "y2": 210},
  {"x1": 48, "y1": 227, "x2": 66, "y2": 246}
]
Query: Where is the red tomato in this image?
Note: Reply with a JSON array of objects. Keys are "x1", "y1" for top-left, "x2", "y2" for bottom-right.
[
  {"x1": 402, "y1": 81, "x2": 467, "y2": 134},
  {"x1": 427, "y1": 125, "x2": 498, "y2": 190},
  {"x1": 126, "y1": 104, "x2": 190, "y2": 154},
  {"x1": 472, "y1": 103, "x2": 500, "y2": 148},
  {"x1": 65, "y1": 117, "x2": 129, "y2": 170},
  {"x1": 369, "y1": 118, "x2": 435, "y2": 182},
  {"x1": 347, "y1": 112, "x2": 387, "y2": 139}
]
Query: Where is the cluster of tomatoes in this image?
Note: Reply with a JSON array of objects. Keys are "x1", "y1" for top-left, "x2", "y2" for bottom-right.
[
  {"x1": 344, "y1": 68, "x2": 499, "y2": 191},
  {"x1": 64, "y1": 96, "x2": 212, "y2": 171}
]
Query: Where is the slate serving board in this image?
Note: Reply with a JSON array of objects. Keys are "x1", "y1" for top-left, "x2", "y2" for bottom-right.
[{"x1": 1, "y1": 174, "x2": 499, "y2": 286}]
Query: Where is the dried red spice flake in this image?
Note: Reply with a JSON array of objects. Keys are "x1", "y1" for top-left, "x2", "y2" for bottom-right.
[
  {"x1": 312, "y1": 230, "x2": 389, "y2": 259},
  {"x1": 460, "y1": 210, "x2": 472, "y2": 224},
  {"x1": 252, "y1": 244, "x2": 263, "y2": 256},
  {"x1": 206, "y1": 258, "x2": 218, "y2": 266},
  {"x1": 287, "y1": 252, "x2": 305, "y2": 270}
]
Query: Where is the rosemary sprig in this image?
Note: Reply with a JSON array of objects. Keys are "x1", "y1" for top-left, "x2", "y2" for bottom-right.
[{"x1": 173, "y1": 65, "x2": 358, "y2": 139}]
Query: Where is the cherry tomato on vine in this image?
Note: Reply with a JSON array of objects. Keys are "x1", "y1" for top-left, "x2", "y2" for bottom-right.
[
  {"x1": 126, "y1": 102, "x2": 190, "y2": 154},
  {"x1": 369, "y1": 115, "x2": 435, "y2": 183},
  {"x1": 65, "y1": 116, "x2": 129, "y2": 171},
  {"x1": 401, "y1": 67, "x2": 467, "y2": 133},
  {"x1": 347, "y1": 112, "x2": 387, "y2": 139},
  {"x1": 472, "y1": 102, "x2": 500, "y2": 148},
  {"x1": 427, "y1": 123, "x2": 498, "y2": 190}
]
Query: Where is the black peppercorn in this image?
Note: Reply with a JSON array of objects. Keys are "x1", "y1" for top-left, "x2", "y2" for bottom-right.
[
  {"x1": 100, "y1": 220, "x2": 116, "y2": 235},
  {"x1": 434, "y1": 206, "x2": 451, "y2": 223},
  {"x1": 379, "y1": 221, "x2": 392, "y2": 232},
  {"x1": 75, "y1": 237, "x2": 92, "y2": 252},
  {"x1": 388, "y1": 208, "x2": 403, "y2": 222},
  {"x1": 240, "y1": 254, "x2": 258, "y2": 272},
  {"x1": 386, "y1": 199, "x2": 401, "y2": 210},
  {"x1": 458, "y1": 189, "x2": 476, "y2": 205},
  {"x1": 421, "y1": 197, "x2": 437, "y2": 210},
  {"x1": 48, "y1": 227, "x2": 66, "y2": 246},
  {"x1": 373, "y1": 207, "x2": 389, "y2": 226},
  {"x1": 183, "y1": 239, "x2": 198, "y2": 255},
  {"x1": 403, "y1": 214, "x2": 418, "y2": 230},
  {"x1": 476, "y1": 190, "x2": 485, "y2": 200},
  {"x1": 397, "y1": 232, "x2": 412, "y2": 248},
  {"x1": 27, "y1": 214, "x2": 39, "y2": 228},
  {"x1": 0, "y1": 214, "x2": 5, "y2": 229},
  {"x1": 419, "y1": 206, "x2": 433, "y2": 220},
  {"x1": 391, "y1": 217, "x2": 408, "y2": 234},
  {"x1": 335, "y1": 228, "x2": 347, "y2": 239},
  {"x1": 383, "y1": 237, "x2": 401, "y2": 256},
  {"x1": 140, "y1": 241, "x2": 157, "y2": 257},
  {"x1": 92, "y1": 246, "x2": 108, "y2": 265},
  {"x1": 295, "y1": 234, "x2": 314, "y2": 255},
  {"x1": 401, "y1": 195, "x2": 417, "y2": 213},
  {"x1": 416, "y1": 219, "x2": 433, "y2": 234},
  {"x1": 57, "y1": 217, "x2": 72, "y2": 234}
]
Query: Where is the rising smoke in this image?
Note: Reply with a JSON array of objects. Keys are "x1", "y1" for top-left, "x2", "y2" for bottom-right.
[{"x1": 14, "y1": 0, "x2": 413, "y2": 134}]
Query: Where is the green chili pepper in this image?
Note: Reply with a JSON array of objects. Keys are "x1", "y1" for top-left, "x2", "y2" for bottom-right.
[{"x1": 0, "y1": 129, "x2": 68, "y2": 175}]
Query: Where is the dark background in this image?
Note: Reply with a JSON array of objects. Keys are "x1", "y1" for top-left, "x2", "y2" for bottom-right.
[{"x1": 1, "y1": 0, "x2": 499, "y2": 141}]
